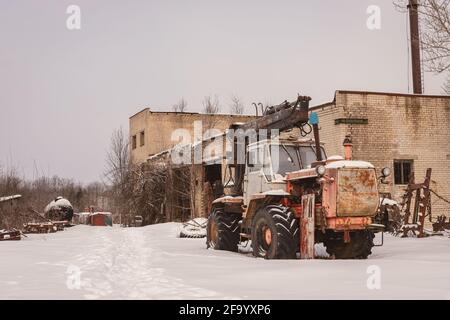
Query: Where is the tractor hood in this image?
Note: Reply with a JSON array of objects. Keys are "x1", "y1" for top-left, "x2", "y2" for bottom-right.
[
  {"x1": 286, "y1": 159, "x2": 379, "y2": 218},
  {"x1": 325, "y1": 160, "x2": 374, "y2": 169},
  {"x1": 285, "y1": 159, "x2": 375, "y2": 181}
]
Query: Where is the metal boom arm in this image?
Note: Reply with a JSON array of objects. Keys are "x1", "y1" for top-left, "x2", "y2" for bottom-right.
[{"x1": 229, "y1": 95, "x2": 312, "y2": 195}]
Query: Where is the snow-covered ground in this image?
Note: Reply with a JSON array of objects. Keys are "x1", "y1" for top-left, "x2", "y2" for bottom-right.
[{"x1": 1, "y1": 223, "x2": 449, "y2": 300}]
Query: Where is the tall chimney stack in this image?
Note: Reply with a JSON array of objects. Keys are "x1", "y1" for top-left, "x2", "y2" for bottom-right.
[{"x1": 408, "y1": 0, "x2": 423, "y2": 94}]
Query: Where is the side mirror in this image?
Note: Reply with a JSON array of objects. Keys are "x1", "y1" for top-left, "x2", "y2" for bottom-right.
[{"x1": 381, "y1": 167, "x2": 391, "y2": 178}]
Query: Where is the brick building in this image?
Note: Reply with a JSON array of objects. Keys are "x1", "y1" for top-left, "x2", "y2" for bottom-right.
[
  {"x1": 311, "y1": 90, "x2": 450, "y2": 222},
  {"x1": 129, "y1": 91, "x2": 450, "y2": 224},
  {"x1": 129, "y1": 108, "x2": 256, "y2": 164}
]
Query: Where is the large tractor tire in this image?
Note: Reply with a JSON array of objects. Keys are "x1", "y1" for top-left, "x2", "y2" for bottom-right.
[
  {"x1": 324, "y1": 230, "x2": 375, "y2": 259},
  {"x1": 251, "y1": 204, "x2": 299, "y2": 259},
  {"x1": 206, "y1": 207, "x2": 241, "y2": 252}
]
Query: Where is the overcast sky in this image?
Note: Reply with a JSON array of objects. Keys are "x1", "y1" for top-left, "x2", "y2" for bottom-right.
[{"x1": 0, "y1": 0, "x2": 447, "y2": 184}]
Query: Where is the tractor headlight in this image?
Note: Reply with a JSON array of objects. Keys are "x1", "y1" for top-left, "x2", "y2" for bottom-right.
[
  {"x1": 381, "y1": 167, "x2": 391, "y2": 177},
  {"x1": 315, "y1": 165, "x2": 326, "y2": 177}
]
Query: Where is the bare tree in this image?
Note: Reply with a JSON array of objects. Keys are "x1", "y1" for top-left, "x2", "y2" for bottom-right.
[
  {"x1": 418, "y1": 0, "x2": 450, "y2": 73},
  {"x1": 105, "y1": 128, "x2": 130, "y2": 186},
  {"x1": 229, "y1": 95, "x2": 245, "y2": 114},
  {"x1": 0, "y1": 167, "x2": 109, "y2": 229},
  {"x1": 104, "y1": 128, "x2": 133, "y2": 224},
  {"x1": 102, "y1": 127, "x2": 192, "y2": 226},
  {"x1": 394, "y1": 0, "x2": 450, "y2": 92},
  {"x1": 201, "y1": 95, "x2": 221, "y2": 133},
  {"x1": 202, "y1": 95, "x2": 221, "y2": 114},
  {"x1": 172, "y1": 97, "x2": 188, "y2": 112}
]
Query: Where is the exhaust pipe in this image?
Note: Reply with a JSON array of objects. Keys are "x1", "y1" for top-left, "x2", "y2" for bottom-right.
[{"x1": 343, "y1": 135, "x2": 353, "y2": 160}]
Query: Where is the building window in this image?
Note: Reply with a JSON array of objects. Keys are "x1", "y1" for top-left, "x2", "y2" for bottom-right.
[
  {"x1": 140, "y1": 131, "x2": 145, "y2": 147},
  {"x1": 394, "y1": 160, "x2": 413, "y2": 185},
  {"x1": 132, "y1": 135, "x2": 137, "y2": 150}
]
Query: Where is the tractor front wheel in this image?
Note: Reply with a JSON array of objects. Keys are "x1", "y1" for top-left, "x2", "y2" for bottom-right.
[
  {"x1": 251, "y1": 204, "x2": 299, "y2": 259},
  {"x1": 206, "y1": 207, "x2": 241, "y2": 252}
]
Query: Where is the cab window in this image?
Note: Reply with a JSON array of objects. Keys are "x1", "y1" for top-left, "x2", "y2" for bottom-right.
[
  {"x1": 247, "y1": 148, "x2": 262, "y2": 172},
  {"x1": 262, "y1": 146, "x2": 273, "y2": 182},
  {"x1": 271, "y1": 145, "x2": 301, "y2": 175},
  {"x1": 299, "y1": 146, "x2": 326, "y2": 169}
]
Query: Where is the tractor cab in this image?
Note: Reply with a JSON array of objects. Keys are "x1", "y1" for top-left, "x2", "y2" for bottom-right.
[
  {"x1": 206, "y1": 95, "x2": 390, "y2": 260},
  {"x1": 243, "y1": 138, "x2": 326, "y2": 205}
]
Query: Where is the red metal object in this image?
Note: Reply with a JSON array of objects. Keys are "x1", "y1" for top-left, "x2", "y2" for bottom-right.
[
  {"x1": 322, "y1": 168, "x2": 338, "y2": 218},
  {"x1": 343, "y1": 135, "x2": 353, "y2": 161},
  {"x1": 91, "y1": 214, "x2": 106, "y2": 226},
  {"x1": 433, "y1": 215, "x2": 450, "y2": 232},
  {"x1": 264, "y1": 227, "x2": 272, "y2": 246},
  {"x1": 343, "y1": 230, "x2": 350, "y2": 243},
  {"x1": 280, "y1": 197, "x2": 290, "y2": 207},
  {"x1": 326, "y1": 217, "x2": 372, "y2": 230},
  {"x1": 89, "y1": 212, "x2": 113, "y2": 226}
]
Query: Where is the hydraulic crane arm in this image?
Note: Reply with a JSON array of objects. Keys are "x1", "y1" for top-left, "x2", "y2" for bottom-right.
[
  {"x1": 228, "y1": 95, "x2": 313, "y2": 196},
  {"x1": 233, "y1": 95, "x2": 311, "y2": 133}
]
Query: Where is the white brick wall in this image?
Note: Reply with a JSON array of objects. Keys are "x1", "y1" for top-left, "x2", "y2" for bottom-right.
[{"x1": 313, "y1": 91, "x2": 450, "y2": 226}]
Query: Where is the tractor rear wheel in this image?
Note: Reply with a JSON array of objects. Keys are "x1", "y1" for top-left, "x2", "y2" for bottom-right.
[
  {"x1": 324, "y1": 230, "x2": 375, "y2": 259},
  {"x1": 251, "y1": 204, "x2": 299, "y2": 259},
  {"x1": 206, "y1": 207, "x2": 241, "y2": 252}
]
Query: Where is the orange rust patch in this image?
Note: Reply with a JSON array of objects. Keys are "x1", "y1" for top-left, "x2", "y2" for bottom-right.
[{"x1": 264, "y1": 227, "x2": 272, "y2": 246}]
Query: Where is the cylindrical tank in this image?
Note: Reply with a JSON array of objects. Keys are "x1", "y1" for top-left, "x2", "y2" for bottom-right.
[{"x1": 44, "y1": 197, "x2": 74, "y2": 221}]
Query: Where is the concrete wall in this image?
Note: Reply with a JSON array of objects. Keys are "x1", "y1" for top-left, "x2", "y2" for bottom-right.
[
  {"x1": 129, "y1": 108, "x2": 256, "y2": 164},
  {"x1": 312, "y1": 91, "x2": 450, "y2": 223}
]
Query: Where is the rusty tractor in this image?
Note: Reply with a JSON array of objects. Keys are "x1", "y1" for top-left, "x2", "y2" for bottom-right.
[{"x1": 204, "y1": 95, "x2": 388, "y2": 259}]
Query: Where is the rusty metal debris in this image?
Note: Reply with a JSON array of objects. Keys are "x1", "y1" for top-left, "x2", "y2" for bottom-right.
[
  {"x1": 1, "y1": 193, "x2": 73, "y2": 238},
  {"x1": 397, "y1": 168, "x2": 432, "y2": 238},
  {"x1": 376, "y1": 193, "x2": 402, "y2": 233},
  {"x1": 376, "y1": 169, "x2": 438, "y2": 238},
  {"x1": 23, "y1": 222, "x2": 57, "y2": 234},
  {"x1": 432, "y1": 215, "x2": 450, "y2": 233},
  {"x1": 179, "y1": 218, "x2": 207, "y2": 238},
  {"x1": 52, "y1": 221, "x2": 68, "y2": 231},
  {"x1": 2, "y1": 221, "x2": 67, "y2": 237}
]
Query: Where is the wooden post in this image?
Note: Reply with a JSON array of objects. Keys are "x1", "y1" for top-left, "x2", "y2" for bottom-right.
[{"x1": 300, "y1": 194, "x2": 315, "y2": 259}]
